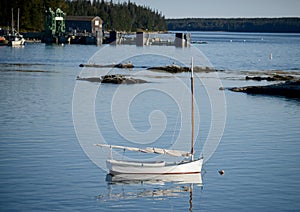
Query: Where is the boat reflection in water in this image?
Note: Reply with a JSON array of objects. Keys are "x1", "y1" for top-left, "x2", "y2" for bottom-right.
[
  {"x1": 106, "y1": 173, "x2": 202, "y2": 185},
  {"x1": 98, "y1": 173, "x2": 202, "y2": 211}
]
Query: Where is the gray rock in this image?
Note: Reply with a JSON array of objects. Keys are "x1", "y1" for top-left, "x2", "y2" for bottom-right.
[{"x1": 229, "y1": 80, "x2": 300, "y2": 99}]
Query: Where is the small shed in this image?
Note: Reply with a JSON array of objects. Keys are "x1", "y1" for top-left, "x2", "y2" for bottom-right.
[{"x1": 65, "y1": 16, "x2": 103, "y2": 35}]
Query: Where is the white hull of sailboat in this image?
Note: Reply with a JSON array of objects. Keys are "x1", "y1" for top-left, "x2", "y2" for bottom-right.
[
  {"x1": 107, "y1": 158, "x2": 203, "y2": 175},
  {"x1": 8, "y1": 39, "x2": 25, "y2": 47}
]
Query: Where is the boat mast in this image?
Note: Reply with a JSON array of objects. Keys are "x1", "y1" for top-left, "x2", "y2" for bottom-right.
[
  {"x1": 11, "y1": 8, "x2": 14, "y2": 36},
  {"x1": 190, "y1": 57, "x2": 195, "y2": 160},
  {"x1": 17, "y1": 8, "x2": 20, "y2": 33}
]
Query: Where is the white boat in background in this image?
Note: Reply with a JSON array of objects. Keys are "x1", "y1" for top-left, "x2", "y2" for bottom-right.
[
  {"x1": 7, "y1": 34, "x2": 25, "y2": 47},
  {"x1": 95, "y1": 58, "x2": 203, "y2": 175},
  {"x1": 7, "y1": 8, "x2": 25, "y2": 47}
]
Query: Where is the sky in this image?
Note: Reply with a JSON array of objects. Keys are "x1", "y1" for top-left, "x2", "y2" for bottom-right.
[{"x1": 118, "y1": 0, "x2": 300, "y2": 18}]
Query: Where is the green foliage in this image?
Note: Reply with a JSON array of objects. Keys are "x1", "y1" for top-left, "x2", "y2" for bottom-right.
[
  {"x1": 64, "y1": 0, "x2": 166, "y2": 31},
  {"x1": 167, "y1": 18, "x2": 300, "y2": 33},
  {"x1": 0, "y1": 0, "x2": 167, "y2": 32}
]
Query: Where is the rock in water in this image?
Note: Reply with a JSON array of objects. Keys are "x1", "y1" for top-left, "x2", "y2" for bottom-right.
[
  {"x1": 229, "y1": 80, "x2": 300, "y2": 99},
  {"x1": 101, "y1": 74, "x2": 147, "y2": 84},
  {"x1": 76, "y1": 75, "x2": 147, "y2": 84},
  {"x1": 76, "y1": 76, "x2": 101, "y2": 82}
]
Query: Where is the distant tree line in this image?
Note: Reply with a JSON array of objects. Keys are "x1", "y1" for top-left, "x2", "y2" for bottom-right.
[
  {"x1": 0, "y1": 0, "x2": 167, "y2": 32},
  {"x1": 167, "y1": 18, "x2": 300, "y2": 33}
]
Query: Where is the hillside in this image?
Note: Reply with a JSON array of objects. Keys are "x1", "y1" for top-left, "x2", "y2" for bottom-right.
[{"x1": 167, "y1": 18, "x2": 300, "y2": 33}]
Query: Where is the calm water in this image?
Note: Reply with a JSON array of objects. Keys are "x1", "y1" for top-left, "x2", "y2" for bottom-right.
[{"x1": 0, "y1": 32, "x2": 300, "y2": 211}]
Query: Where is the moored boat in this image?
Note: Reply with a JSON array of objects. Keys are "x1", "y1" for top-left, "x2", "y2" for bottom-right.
[
  {"x1": 7, "y1": 34, "x2": 25, "y2": 46},
  {"x1": 95, "y1": 57, "x2": 203, "y2": 176},
  {"x1": 7, "y1": 8, "x2": 25, "y2": 47}
]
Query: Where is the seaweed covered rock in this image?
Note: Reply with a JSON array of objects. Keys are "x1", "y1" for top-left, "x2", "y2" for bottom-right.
[
  {"x1": 101, "y1": 74, "x2": 147, "y2": 84},
  {"x1": 147, "y1": 65, "x2": 223, "y2": 73},
  {"x1": 76, "y1": 76, "x2": 101, "y2": 82},
  {"x1": 114, "y1": 63, "x2": 134, "y2": 68},
  {"x1": 77, "y1": 75, "x2": 147, "y2": 84},
  {"x1": 79, "y1": 63, "x2": 134, "y2": 68},
  {"x1": 147, "y1": 65, "x2": 190, "y2": 73},
  {"x1": 230, "y1": 80, "x2": 300, "y2": 99}
]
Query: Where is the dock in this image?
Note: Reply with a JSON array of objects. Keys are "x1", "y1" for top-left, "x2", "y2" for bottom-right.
[{"x1": 41, "y1": 7, "x2": 191, "y2": 47}]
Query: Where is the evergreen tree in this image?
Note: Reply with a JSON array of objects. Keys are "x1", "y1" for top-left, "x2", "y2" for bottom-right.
[{"x1": 0, "y1": 0, "x2": 167, "y2": 32}]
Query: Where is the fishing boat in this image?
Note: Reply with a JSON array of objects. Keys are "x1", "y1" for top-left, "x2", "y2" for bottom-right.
[
  {"x1": 95, "y1": 58, "x2": 203, "y2": 175},
  {"x1": 7, "y1": 8, "x2": 25, "y2": 47}
]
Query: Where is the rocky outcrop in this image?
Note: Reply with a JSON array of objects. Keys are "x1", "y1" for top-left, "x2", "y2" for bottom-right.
[
  {"x1": 229, "y1": 80, "x2": 300, "y2": 99},
  {"x1": 147, "y1": 65, "x2": 223, "y2": 73},
  {"x1": 114, "y1": 63, "x2": 134, "y2": 68},
  {"x1": 101, "y1": 74, "x2": 147, "y2": 84},
  {"x1": 76, "y1": 76, "x2": 102, "y2": 82},
  {"x1": 79, "y1": 63, "x2": 225, "y2": 73},
  {"x1": 147, "y1": 65, "x2": 190, "y2": 73},
  {"x1": 79, "y1": 63, "x2": 134, "y2": 68},
  {"x1": 76, "y1": 75, "x2": 147, "y2": 84}
]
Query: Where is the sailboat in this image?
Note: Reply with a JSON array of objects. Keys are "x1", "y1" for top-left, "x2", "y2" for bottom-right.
[
  {"x1": 95, "y1": 58, "x2": 203, "y2": 175},
  {"x1": 7, "y1": 8, "x2": 25, "y2": 47}
]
